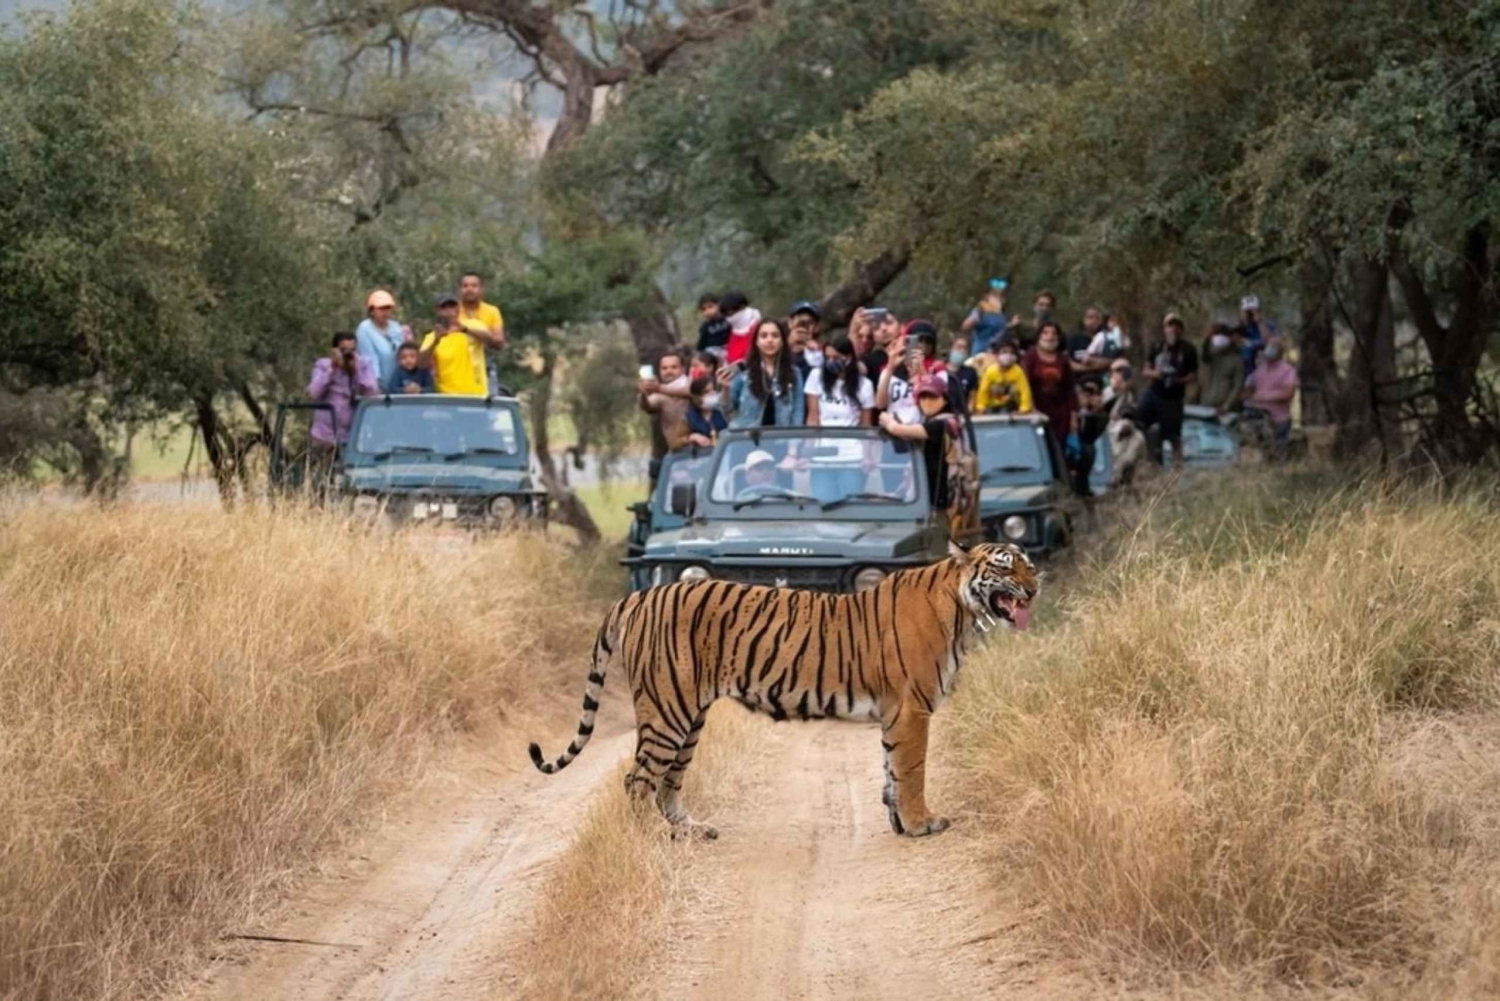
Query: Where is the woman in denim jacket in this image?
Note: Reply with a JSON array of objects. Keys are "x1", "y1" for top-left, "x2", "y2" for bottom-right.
[{"x1": 719, "y1": 318, "x2": 806, "y2": 428}]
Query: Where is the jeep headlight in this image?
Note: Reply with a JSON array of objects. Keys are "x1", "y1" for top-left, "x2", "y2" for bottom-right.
[
  {"x1": 352, "y1": 495, "x2": 379, "y2": 518},
  {"x1": 1002, "y1": 515, "x2": 1028, "y2": 541},
  {"x1": 489, "y1": 495, "x2": 518, "y2": 521},
  {"x1": 678, "y1": 566, "x2": 710, "y2": 582},
  {"x1": 853, "y1": 567, "x2": 887, "y2": 592}
]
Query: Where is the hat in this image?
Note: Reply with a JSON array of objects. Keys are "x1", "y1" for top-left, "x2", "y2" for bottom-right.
[
  {"x1": 366, "y1": 290, "x2": 396, "y2": 309},
  {"x1": 435, "y1": 292, "x2": 460, "y2": 308},
  {"x1": 902, "y1": 319, "x2": 937, "y2": 341},
  {"x1": 1162, "y1": 311, "x2": 1185, "y2": 328},
  {"x1": 745, "y1": 449, "x2": 776, "y2": 468},
  {"x1": 790, "y1": 300, "x2": 822, "y2": 320},
  {"x1": 914, "y1": 374, "x2": 945, "y2": 399}
]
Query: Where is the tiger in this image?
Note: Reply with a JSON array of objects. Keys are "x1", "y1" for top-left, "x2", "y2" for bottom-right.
[{"x1": 527, "y1": 540, "x2": 1039, "y2": 839}]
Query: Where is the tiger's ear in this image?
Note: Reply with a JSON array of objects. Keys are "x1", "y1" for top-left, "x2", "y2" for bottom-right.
[{"x1": 947, "y1": 539, "x2": 973, "y2": 565}]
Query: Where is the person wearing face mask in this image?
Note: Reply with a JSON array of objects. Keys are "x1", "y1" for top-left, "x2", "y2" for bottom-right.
[
  {"x1": 789, "y1": 301, "x2": 826, "y2": 377},
  {"x1": 1241, "y1": 337, "x2": 1299, "y2": 460},
  {"x1": 879, "y1": 374, "x2": 961, "y2": 513},
  {"x1": 946, "y1": 335, "x2": 980, "y2": 412},
  {"x1": 975, "y1": 341, "x2": 1034, "y2": 414},
  {"x1": 805, "y1": 336, "x2": 875, "y2": 427},
  {"x1": 685, "y1": 374, "x2": 729, "y2": 446},
  {"x1": 1198, "y1": 322, "x2": 1245, "y2": 415}
]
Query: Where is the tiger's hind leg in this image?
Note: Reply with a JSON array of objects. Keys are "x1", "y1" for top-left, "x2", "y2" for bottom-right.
[{"x1": 658, "y1": 712, "x2": 717, "y2": 841}]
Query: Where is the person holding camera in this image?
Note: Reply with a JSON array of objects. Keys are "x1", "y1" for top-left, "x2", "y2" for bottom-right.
[
  {"x1": 420, "y1": 293, "x2": 489, "y2": 395},
  {"x1": 308, "y1": 331, "x2": 379, "y2": 450},
  {"x1": 1137, "y1": 312, "x2": 1199, "y2": 469}
]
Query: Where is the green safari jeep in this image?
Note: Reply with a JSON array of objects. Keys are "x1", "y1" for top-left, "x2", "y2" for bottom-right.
[{"x1": 623, "y1": 426, "x2": 969, "y2": 593}]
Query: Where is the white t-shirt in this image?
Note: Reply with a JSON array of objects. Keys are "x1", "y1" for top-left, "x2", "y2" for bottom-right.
[
  {"x1": 805, "y1": 369, "x2": 875, "y2": 427},
  {"x1": 886, "y1": 375, "x2": 922, "y2": 425}
]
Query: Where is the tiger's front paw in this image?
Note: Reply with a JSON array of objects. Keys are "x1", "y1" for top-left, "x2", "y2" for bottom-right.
[
  {"x1": 670, "y1": 821, "x2": 719, "y2": 842},
  {"x1": 901, "y1": 816, "x2": 951, "y2": 838}
]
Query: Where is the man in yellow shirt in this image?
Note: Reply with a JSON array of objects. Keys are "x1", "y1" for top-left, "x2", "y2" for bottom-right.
[
  {"x1": 420, "y1": 293, "x2": 488, "y2": 395},
  {"x1": 457, "y1": 271, "x2": 506, "y2": 391},
  {"x1": 975, "y1": 342, "x2": 1034, "y2": 414}
]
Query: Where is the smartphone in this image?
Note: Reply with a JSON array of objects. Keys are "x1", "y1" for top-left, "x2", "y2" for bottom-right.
[
  {"x1": 639, "y1": 364, "x2": 655, "y2": 381},
  {"x1": 865, "y1": 307, "x2": 890, "y2": 323}
]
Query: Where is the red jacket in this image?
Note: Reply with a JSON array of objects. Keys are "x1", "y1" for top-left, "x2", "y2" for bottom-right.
[{"x1": 1022, "y1": 348, "x2": 1077, "y2": 435}]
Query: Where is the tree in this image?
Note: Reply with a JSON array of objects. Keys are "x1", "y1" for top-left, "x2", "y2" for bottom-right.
[{"x1": 0, "y1": 0, "x2": 351, "y2": 495}]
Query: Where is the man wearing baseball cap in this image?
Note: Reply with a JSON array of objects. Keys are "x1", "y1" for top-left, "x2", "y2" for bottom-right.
[
  {"x1": 419, "y1": 293, "x2": 487, "y2": 395},
  {"x1": 355, "y1": 290, "x2": 408, "y2": 388},
  {"x1": 788, "y1": 300, "x2": 824, "y2": 382}
]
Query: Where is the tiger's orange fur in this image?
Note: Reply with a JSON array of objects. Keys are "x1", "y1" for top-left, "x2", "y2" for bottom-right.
[{"x1": 528, "y1": 542, "x2": 1039, "y2": 838}]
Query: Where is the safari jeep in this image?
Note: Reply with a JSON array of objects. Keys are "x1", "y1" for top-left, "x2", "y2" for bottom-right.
[
  {"x1": 270, "y1": 394, "x2": 548, "y2": 528},
  {"x1": 623, "y1": 427, "x2": 967, "y2": 593},
  {"x1": 970, "y1": 413, "x2": 1083, "y2": 558},
  {"x1": 624, "y1": 445, "x2": 715, "y2": 592}
]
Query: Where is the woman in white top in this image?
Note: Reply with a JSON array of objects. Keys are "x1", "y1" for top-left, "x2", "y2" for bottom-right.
[{"x1": 804, "y1": 337, "x2": 875, "y2": 426}]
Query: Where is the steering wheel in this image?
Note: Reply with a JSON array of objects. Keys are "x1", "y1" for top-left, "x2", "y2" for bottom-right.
[{"x1": 734, "y1": 484, "x2": 795, "y2": 503}]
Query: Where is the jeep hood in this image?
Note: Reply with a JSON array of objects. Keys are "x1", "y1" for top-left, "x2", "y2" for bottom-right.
[
  {"x1": 344, "y1": 462, "x2": 536, "y2": 494},
  {"x1": 979, "y1": 483, "x2": 1057, "y2": 515},
  {"x1": 645, "y1": 519, "x2": 930, "y2": 561}
]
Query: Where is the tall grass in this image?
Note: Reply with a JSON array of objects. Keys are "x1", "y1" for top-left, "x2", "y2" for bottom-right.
[
  {"x1": 0, "y1": 502, "x2": 607, "y2": 1000},
  {"x1": 947, "y1": 474, "x2": 1500, "y2": 987}
]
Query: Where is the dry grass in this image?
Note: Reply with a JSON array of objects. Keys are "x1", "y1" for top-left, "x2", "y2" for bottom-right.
[
  {"x1": 517, "y1": 701, "x2": 765, "y2": 1000},
  {"x1": 946, "y1": 473, "x2": 1500, "y2": 990},
  {"x1": 0, "y1": 501, "x2": 608, "y2": 1001}
]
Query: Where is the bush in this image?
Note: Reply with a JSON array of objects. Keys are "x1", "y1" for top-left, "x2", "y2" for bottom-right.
[{"x1": 946, "y1": 474, "x2": 1500, "y2": 985}]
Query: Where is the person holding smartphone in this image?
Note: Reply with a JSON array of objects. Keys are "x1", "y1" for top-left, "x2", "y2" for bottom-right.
[{"x1": 639, "y1": 349, "x2": 694, "y2": 454}]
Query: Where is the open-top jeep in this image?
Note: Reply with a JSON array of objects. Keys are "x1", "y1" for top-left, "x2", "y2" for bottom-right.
[
  {"x1": 623, "y1": 426, "x2": 974, "y2": 593},
  {"x1": 270, "y1": 394, "x2": 548, "y2": 528}
]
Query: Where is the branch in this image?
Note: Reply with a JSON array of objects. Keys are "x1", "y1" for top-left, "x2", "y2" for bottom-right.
[
  {"x1": 819, "y1": 244, "x2": 914, "y2": 329},
  {"x1": 594, "y1": 0, "x2": 769, "y2": 84}
]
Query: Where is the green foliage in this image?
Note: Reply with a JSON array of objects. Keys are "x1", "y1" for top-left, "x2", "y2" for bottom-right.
[
  {"x1": 0, "y1": 0, "x2": 348, "y2": 478},
  {"x1": 555, "y1": 0, "x2": 972, "y2": 308}
]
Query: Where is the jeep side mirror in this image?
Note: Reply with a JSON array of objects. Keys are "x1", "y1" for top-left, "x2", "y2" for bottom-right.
[{"x1": 668, "y1": 483, "x2": 696, "y2": 518}]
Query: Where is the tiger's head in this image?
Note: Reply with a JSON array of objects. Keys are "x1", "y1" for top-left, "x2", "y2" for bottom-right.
[{"x1": 949, "y1": 541, "x2": 1040, "y2": 632}]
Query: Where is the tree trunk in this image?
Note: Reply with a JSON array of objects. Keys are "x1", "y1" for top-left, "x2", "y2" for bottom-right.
[
  {"x1": 1295, "y1": 258, "x2": 1339, "y2": 427},
  {"x1": 1392, "y1": 221, "x2": 1495, "y2": 467},
  {"x1": 194, "y1": 394, "x2": 237, "y2": 507},
  {"x1": 529, "y1": 344, "x2": 602, "y2": 545},
  {"x1": 1335, "y1": 256, "x2": 1399, "y2": 460}
]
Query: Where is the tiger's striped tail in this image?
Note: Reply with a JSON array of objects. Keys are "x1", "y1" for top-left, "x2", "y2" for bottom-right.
[{"x1": 528, "y1": 601, "x2": 622, "y2": 774}]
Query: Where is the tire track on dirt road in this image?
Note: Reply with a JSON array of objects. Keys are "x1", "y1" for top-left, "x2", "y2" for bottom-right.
[
  {"x1": 182, "y1": 717, "x2": 634, "y2": 1001},
  {"x1": 661, "y1": 719, "x2": 1060, "y2": 1001}
]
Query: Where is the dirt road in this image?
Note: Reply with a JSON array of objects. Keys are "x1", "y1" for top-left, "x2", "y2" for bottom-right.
[
  {"x1": 185, "y1": 708, "x2": 1092, "y2": 1001},
  {"x1": 660, "y1": 719, "x2": 1060, "y2": 1001},
  {"x1": 183, "y1": 719, "x2": 638, "y2": 1001}
]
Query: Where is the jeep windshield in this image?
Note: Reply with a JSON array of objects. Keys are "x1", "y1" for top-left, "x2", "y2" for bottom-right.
[
  {"x1": 975, "y1": 422, "x2": 1052, "y2": 485},
  {"x1": 353, "y1": 403, "x2": 521, "y2": 463},
  {"x1": 706, "y1": 435, "x2": 919, "y2": 515}
]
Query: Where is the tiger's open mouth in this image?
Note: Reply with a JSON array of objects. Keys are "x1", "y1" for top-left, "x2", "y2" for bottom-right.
[{"x1": 989, "y1": 592, "x2": 1032, "y2": 631}]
